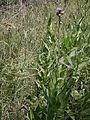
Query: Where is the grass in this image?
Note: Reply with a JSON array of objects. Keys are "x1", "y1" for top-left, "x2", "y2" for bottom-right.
[{"x1": 0, "y1": 0, "x2": 90, "y2": 120}]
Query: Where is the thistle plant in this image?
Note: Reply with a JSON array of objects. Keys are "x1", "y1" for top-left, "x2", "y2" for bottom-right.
[{"x1": 36, "y1": 4, "x2": 90, "y2": 119}]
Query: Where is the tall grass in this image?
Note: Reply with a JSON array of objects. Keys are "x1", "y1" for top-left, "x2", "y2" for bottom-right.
[{"x1": 0, "y1": 0, "x2": 90, "y2": 120}]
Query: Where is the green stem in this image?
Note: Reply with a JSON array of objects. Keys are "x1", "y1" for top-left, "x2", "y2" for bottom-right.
[{"x1": 58, "y1": 16, "x2": 61, "y2": 37}]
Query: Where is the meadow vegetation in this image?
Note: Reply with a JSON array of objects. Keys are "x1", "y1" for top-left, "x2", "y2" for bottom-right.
[{"x1": 0, "y1": 0, "x2": 90, "y2": 120}]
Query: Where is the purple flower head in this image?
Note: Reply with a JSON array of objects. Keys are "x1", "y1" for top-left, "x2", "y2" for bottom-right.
[{"x1": 56, "y1": 7, "x2": 64, "y2": 16}]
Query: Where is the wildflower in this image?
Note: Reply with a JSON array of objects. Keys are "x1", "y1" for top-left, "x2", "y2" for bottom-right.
[
  {"x1": 56, "y1": 7, "x2": 64, "y2": 16},
  {"x1": 56, "y1": 7, "x2": 64, "y2": 34}
]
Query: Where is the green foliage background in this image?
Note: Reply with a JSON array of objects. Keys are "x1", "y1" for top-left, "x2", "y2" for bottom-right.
[
  {"x1": 0, "y1": 0, "x2": 18, "y2": 5},
  {"x1": 0, "y1": 0, "x2": 90, "y2": 120}
]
